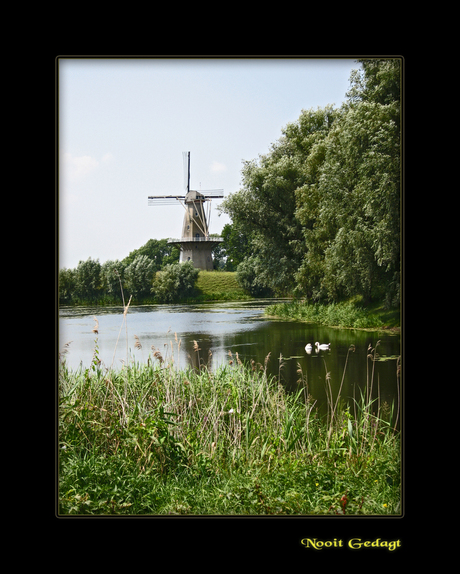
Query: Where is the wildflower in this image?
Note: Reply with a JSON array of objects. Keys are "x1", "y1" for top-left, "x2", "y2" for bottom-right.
[
  {"x1": 228, "y1": 408, "x2": 234, "y2": 414},
  {"x1": 383, "y1": 503, "x2": 388, "y2": 508},
  {"x1": 316, "y1": 483, "x2": 319, "y2": 487}
]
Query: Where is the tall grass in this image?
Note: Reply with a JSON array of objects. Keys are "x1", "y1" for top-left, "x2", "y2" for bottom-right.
[
  {"x1": 265, "y1": 299, "x2": 387, "y2": 329},
  {"x1": 59, "y1": 277, "x2": 400, "y2": 515},
  {"x1": 58, "y1": 323, "x2": 401, "y2": 515}
]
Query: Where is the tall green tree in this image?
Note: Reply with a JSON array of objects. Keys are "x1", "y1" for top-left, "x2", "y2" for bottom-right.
[
  {"x1": 58, "y1": 268, "x2": 76, "y2": 304},
  {"x1": 219, "y1": 106, "x2": 338, "y2": 295},
  {"x1": 100, "y1": 260, "x2": 125, "y2": 301},
  {"x1": 122, "y1": 238, "x2": 180, "y2": 270},
  {"x1": 74, "y1": 258, "x2": 102, "y2": 302},
  {"x1": 124, "y1": 255, "x2": 155, "y2": 299},
  {"x1": 219, "y1": 223, "x2": 253, "y2": 271},
  {"x1": 295, "y1": 59, "x2": 400, "y2": 305}
]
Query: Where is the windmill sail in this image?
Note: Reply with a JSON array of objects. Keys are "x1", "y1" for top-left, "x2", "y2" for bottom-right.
[{"x1": 183, "y1": 151, "x2": 190, "y2": 193}]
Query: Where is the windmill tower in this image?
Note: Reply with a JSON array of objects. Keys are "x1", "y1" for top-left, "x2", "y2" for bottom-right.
[{"x1": 148, "y1": 152, "x2": 224, "y2": 271}]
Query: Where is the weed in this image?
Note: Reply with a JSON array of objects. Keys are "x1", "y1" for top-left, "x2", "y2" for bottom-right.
[
  {"x1": 265, "y1": 298, "x2": 399, "y2": 331},
  {"x1": 58, "y1": 280, "x2": 400, "y2": 515},
  {"x1": 59, "y1": 339, "x2": 400, "y2": 515}
]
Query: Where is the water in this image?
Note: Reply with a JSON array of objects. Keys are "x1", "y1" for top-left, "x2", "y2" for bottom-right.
[{"x1": 58, "y1": 300, "x2": 401, "y2": 415}]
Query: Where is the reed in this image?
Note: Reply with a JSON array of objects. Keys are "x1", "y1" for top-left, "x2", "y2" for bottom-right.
[
  {"x1": 59, "y1": 278, "x2": 400, "y2": 515},
  {"x1": 58, "y1": 326, "x2": 400, "y2": 515},
  {"x1": 265, "y1": 299, "x2": 398, "y2": 330}
]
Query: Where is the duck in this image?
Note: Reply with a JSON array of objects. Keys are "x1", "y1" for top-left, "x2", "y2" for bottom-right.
[{"x1": 315, "y1": 342, "x2": 331, "y2": 351}]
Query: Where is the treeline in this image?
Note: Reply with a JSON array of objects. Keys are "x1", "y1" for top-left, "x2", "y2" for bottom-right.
[
  {"x1": 219, "y1": 59, "x2": 401, "y2": 308},
  {"x1": 58, "y1": 239, "x2": 190, "y2": 305},
  {"x1": 60, "y1": 60, "x2": 401, "y2": 308}
]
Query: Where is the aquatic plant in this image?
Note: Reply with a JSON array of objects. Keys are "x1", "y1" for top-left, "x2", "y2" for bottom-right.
[
  {"x1": 265, "y1": 299, "x2": 394, "y2": 330},
  {"x1": 58, "y1": 327, "x2": 400, "y2": 515}
]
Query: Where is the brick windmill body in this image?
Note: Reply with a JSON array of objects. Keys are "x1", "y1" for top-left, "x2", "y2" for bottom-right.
[{"x1": 148, "y1": 152, "x2": 224, "y2": 271}]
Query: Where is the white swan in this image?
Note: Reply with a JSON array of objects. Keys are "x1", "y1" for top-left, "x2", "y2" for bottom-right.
[
  {"x1": 315, "y1": 342, "x2": 331, "y2": 350},
  {"x1": 305, "y1": 343, "x2": 313, "y2": 354}
]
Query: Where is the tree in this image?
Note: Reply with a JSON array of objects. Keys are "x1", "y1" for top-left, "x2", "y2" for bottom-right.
[
  {"x1": 219, "y1": 106, "x2": 338, "y2": 295},
  {"x1": 295, "y1": 59, "x2": 400, "y2": 305},
  {"x1": 59, "y1": 268, "x2": 76, "y2": 304},
  {"x1": 236, "y1": 256, "x2": 274, "y2": 297},
  {"x1": 153, "y1": 261, "x2": 199, "y2": 303},
  {"x1": 100, "y1": 260, "x2": 124, "y2": 301},
  {"x1": 122, "y1": 238, "x2": 180, "y2": 271},
  {"x1": 74, "y1": 258, "x2": 102, "y2": 302},
  {"x1": 124, "y1": 255, "x2": 155, "y2": 299},
  {"x1": 218, "y1": 223, "x2": 253, "y2": 271},
  {"x1": 347, "y1": 58, "x2": 401, "y2": 108}
]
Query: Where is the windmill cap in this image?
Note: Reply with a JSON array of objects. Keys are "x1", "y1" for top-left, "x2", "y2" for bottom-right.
[{"x1": 185, "y1": 190, "x2": 205, "y2": 202}]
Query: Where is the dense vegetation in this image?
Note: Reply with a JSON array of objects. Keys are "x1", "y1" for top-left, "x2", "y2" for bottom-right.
[
  {"x1": 219, "y1": 59, "x2": 401, "y2": 307},
  {"x1": 59, "y1": 239, "x2": 194, "y2": 305},
  {"x1": 58, "y1": 237, "x2": 247, "y2": 305},
  {"x1": 265, "y1": 297, "x2": 400, "y2": 330},
  {"x1": 58, "y1": 337, "x2": 400, "y2": 515}
]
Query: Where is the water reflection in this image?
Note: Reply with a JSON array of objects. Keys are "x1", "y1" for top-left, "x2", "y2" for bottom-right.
[{"x1": 59, "y1": 301, "x2": 400, "y2": 417}]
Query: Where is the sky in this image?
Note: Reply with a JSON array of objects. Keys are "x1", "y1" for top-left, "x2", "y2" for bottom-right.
[{"x1": 58, "y1": 57, "x2": 362, "y2": 269}]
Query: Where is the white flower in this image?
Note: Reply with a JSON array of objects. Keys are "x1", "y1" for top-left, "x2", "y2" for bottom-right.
[{"x1": 228, "y1": 408, "x2": 234, "y2": 414}]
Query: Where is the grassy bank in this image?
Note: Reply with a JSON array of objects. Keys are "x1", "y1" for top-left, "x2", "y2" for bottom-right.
[
  {"x1": 265, "y1": 297, "x2": 400, "y2": 331},
  {"x1": 190, "y1": 271, "x2": 249, "y2": 302},
  {"x1": 58, "y1": 339, "x2": 400, "y2": 515}
]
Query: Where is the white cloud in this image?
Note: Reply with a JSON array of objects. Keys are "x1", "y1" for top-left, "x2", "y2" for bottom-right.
[
  {"x1": 63, "y1": 152, "x2": 99, "y2": 181},
  {"x1": 210, "y1": 160, "x2": 227, "y2": 173}
]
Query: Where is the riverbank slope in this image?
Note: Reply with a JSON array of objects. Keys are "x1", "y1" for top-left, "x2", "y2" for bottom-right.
[{"x1": 190, "y1": 271, "x2": 249, "y2": 302}]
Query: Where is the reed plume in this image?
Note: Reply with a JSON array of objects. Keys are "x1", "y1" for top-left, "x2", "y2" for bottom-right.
[{"x1": 92, "y1": 316, "x2": 99, "y2": 334}]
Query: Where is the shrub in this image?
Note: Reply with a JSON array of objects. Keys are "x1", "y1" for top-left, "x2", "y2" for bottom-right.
[{"x1": 153, "y1": 261, "x2": 199, "y2": 303}]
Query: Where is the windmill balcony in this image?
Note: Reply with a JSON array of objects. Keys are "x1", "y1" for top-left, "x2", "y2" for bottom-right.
[{"x1": 168, "y1": 236, "x2": 223, "y2": 243}]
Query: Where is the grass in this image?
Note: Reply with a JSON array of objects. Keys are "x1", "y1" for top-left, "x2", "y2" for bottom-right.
[
  {"x1": 58, "y1": 331, "x2": 401, "y2": 515},
  {"x1": 191, "y1": 271, "x2": 249, "y2": 302},
  {"x1": 265, "y1": 297, "x2": 400, "y2": 331}
]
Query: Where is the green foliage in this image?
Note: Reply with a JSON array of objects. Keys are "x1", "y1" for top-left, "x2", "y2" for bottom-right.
[
  {"x1": 220, "y1": 107, "x2": 338, "y2": 296},
  {"x1": 124, "y1": 255, "x2": 156, "y2": 299},
  {"x1": 153, "y1": 261, "x2": 199, "y2": 303},
  {"x1": 58, "y1": 267, "x2": 76, "y2": 304},
  {"x1": 219, "y1": 223, "x2": 253, "y2": 271},
  {"x1": 296, "y1": 97, "x2": 400, "y2": 305},
  {"x1": 265, "y1": 299, "x2": 386, "y2": 329},
  {"x1": 59, "y1": 341, "x2": 400, "y2": 515},
  {"x1": 100, "y1": 260, "x2": 125, "y2": 302},
  {"x1": 74, "y1": 258, "x2": 102, "y2": 302},
  {"x1": 220, "y1": 60, "x2": 401, "y2": 307},
  {"x1": 122, "y1": 238, "x2": 180, "y2": 270},
  {"x1": 59, "y1": 239, "x2": 180, "y2": 305},
  {"x1": 236, "y1": 256, "x2": 274, "y2": 297}
]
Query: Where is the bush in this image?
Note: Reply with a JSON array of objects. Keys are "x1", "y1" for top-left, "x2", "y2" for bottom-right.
[
  {"x1": 236, "y1": 257, "x2": 274, "y2": 298},
  {"x1": 124, "y1": 255, "x2": 156, "y2": 299},
  {"x1": 153, "y1": 261, "x2": 199, "y2": 303}
]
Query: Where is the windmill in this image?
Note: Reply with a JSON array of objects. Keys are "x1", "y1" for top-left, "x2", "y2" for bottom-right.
[{"x1": 148, "y1": 152, "x2": 224, "y2": 271}]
